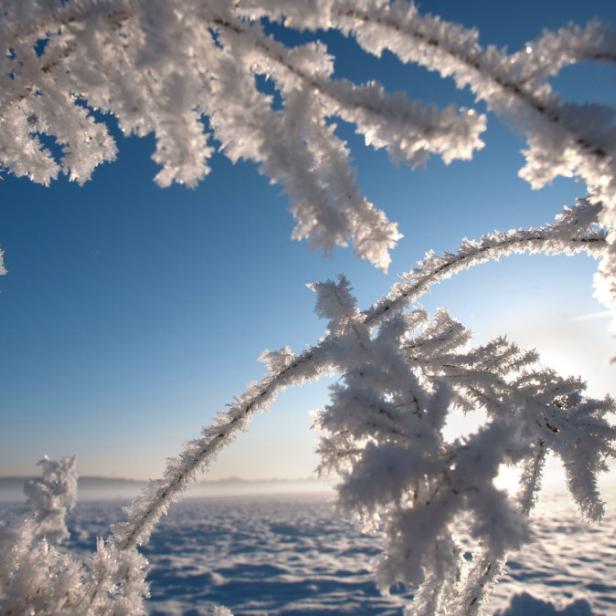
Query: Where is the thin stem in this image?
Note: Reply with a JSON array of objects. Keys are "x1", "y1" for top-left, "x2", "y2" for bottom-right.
[{"x1": 460, "y1": 442, "x2": 545, "y2": 616}]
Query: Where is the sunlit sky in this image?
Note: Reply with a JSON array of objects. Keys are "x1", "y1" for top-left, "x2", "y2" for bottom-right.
[{"x1": 1, "y1": 1, "x2": 616, "y2": 484}]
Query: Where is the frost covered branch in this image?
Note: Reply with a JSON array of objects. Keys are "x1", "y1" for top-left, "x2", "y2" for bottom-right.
[
  {"x1": 111, "y1": 200, "x2": 605, "y2": 550},
  {"x1": 366, "y1": 199, "x2": 606, "y2": 325}
]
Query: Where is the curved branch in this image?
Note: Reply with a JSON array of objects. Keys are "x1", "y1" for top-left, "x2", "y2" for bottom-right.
[
  {"x1": 365, "y1": 206, "x2": 606, "y2": 326},
  {"x1": 112, "y1": 203, "x2": 607, "y2": 551}
]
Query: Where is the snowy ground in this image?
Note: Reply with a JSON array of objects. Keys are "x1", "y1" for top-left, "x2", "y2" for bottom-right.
[{"x1": 1, "y1": 490, "x2": 615, "y2": 615}]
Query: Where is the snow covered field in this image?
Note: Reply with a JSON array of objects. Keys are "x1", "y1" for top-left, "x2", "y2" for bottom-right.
[{"x1": 2, "y1": 488, "x2": 615, "y2": 615}]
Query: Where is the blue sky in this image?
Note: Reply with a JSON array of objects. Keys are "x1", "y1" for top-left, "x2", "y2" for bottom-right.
[{"x1": 1, "y1": 1, "x2": 616, "y2": 481}]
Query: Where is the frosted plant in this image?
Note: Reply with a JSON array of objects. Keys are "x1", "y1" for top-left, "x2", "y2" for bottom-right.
[
  {"x1": 0, "y1": 455, "x2": 80, "y2": 615},
  {"x1": 109, "y1": 203, "x2": 615, "y2": 615},
  {"x1": 1, "y1": 1, "x2": 616, "y2": 614},
  {"x1": 0, "y1": 201, "x2": 614, "y2": 614},
  {"x1": 313, "y1": 277, "x2": 615, "y2": 615},
  {"x1": 0, "y1": 455, "x2": 151, "y2": 615},
  {"x1": 0, "y1": 456, "x2": 227, "y2": 615}
]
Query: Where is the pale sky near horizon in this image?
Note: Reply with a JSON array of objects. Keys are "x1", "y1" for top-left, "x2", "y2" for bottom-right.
[{"x1": 1, "y1": 0, "x2": 616, "y2": 485}]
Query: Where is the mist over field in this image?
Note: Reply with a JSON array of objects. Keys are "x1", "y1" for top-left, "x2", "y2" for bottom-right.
[
  {"x1": 0, "y1": 476, "x2": 332, "y2": 503},
  {"x1": 1, "y1": 479, "x2": 615, "y2": 615}
]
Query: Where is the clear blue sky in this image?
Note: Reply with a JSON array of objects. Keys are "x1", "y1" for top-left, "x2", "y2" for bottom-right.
[{"x1": 1, "y1": 1, "x2": 615, "y2": 480}]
